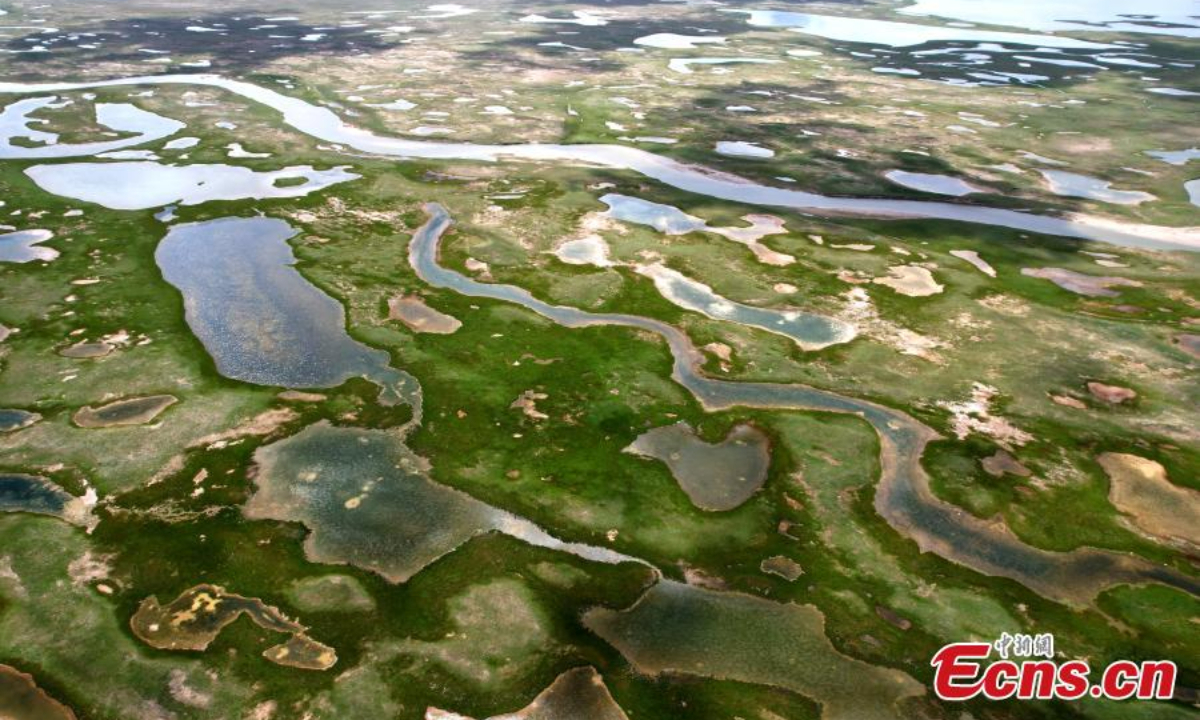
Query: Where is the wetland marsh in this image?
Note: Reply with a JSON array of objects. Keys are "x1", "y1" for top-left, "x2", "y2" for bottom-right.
[{"x1": 0, "y1": 1, "x2": 1196, "y2": 718}]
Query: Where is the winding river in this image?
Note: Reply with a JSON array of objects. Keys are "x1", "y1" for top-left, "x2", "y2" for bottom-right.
[
  {"x1": 2, "y1": 72, "x2": 1195, "y2": 605},
  {"x1": 0, "y1": 74, "x2": 1197, "y2": 252},
  {"x1": 410, "y1": 202, "x2": 1199, "y2": 608}
]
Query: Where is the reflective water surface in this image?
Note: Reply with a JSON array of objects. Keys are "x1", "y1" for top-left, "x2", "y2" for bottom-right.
[
  {"x1": 156, "y1": 216, "x2": 416, "y2": 406},
  {"x1": 410, "y1": 203, "x2": 1199, "y2": 608},
  {"x1": 0, "y1": 229, "x2": 56, "y2": 263},
  {"x1": 26, "y1": 161, "x2": 358, "y2": 210},
  {"x1": 0, "y1": 75, "x2": 1194, "y2": 251}
]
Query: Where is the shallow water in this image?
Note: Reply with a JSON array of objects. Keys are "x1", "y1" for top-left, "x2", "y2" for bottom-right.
[
  {"x1": 635, "y1": 263, "x2": 856, "y2": 351},
  {"x1": 1146, "y1": 148, "x2": 1200, "y2": 165},
  {"x1": 719, "y1": 7, "x2": 1178, "y2": 86},
  {"x1": 434, "y1": 667, "x2": 628, "y2": 720},
  {"x1": 714, "y1": 140, "x2": 774, "y2": 158},
  {"x1": 584, "y1": 580, "x2": 923, "y2": 720},
  {"x1": 0, "y1": 474, "x2": 72, "y2": 519},
  {"x1": 156, "y1": 216, "x2": 416, "y2": 406},
  {"x1": 162, "y1": 136, "x2": 200, "y2": 150},
  {"x1": 0, "y1": 97, "x2": 61, "y2": 150},
  {"x1": 97, "y1": 149, "x2": 159, "y2": 161},
  {"x1": 366, "y1": 98, "x2": 416, "y2": 111},
  {"x1": 519, "y1": 10, "x2": 609, "y2": 27},
  {"x1": 601, "y1": 194, "x2": 789, "y2": 264},
  {"x1": 885, "y1": 170, "x2": 982, "y2": 197},
  {"x1": 1146, "y1": 87, "x2": 1200, "y2": 97},
  {"x1": 898, "y1": 0, "x2": 1200, "y2": 38},
  {"x1": 668, "y1": 57, "x2": 778, "y2": 75},
  {"x1": 0, "y1": 229, "x2": 57, "y2": 263},
  {"x1": 0, "y1": 409, "x2": 40, "y2": 432},
  {"x1": 601, "y1": 193, "x2": 705, "y2": 234},
  {"x1": 26, "y1": 161, "x2": 358, "y2": 210},
  {"x1": 410, "y1": 203, "x2": 1200, "y2": 608},
  {"x1": 553, "y1": 235, "x2": 614, "y2": 267},
  {"x1": 72, "y1": 395, "x2": 177, "y2": 428},
  {"x1": 723, "y1": 9, "x2": 1117, "y2": 49},
  {"x1": 248, "y1": 422, "x2": 642, "y2": 583},
  {"x1": 1039, "y1": 170, "x2": 1155, "y2": 205},
  {"x1": 0, "y1": 96, "x2": 184, "y2": 159},
  {"x1": 1013, "y1": 55, "x2": 1103, "y2": 70},
  {"x1": 625, "y1": 422, "x2": 771, "y2": 511},
  {"x1": 634, "y1": 33, "x2": 725, "y2": 49},
  {"x1": 1, "y1": 75, "x2": 1190, "y2": 250},
  {"x1": 248, "y1": 422, "x2": 492, "y2": 583}
]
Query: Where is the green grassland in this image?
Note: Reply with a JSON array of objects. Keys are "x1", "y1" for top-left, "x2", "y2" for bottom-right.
[{"x1": 0, "y1": 2, "x2": 1197, "y2": 719}]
